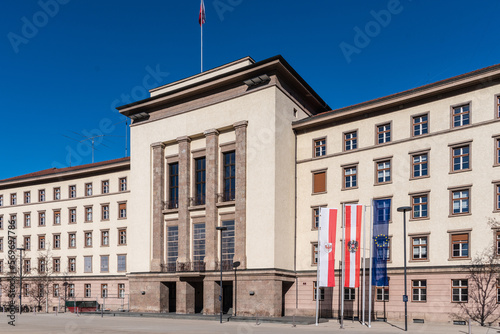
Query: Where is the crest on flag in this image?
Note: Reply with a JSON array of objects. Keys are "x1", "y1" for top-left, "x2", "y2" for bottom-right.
[
  {"x1": 347, "y1": 240, "x2": 359, "y2": 253},
  {"x1": 324, "y1": 242, "x2": 333, "y2": 253}
]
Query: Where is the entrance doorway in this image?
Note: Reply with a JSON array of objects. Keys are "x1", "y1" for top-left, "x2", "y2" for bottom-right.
[
  {"x1": 192, "y1": 282, "x2": 204, "y2": 314},
  {"x1": 281, "y1": 282, "x2": 293, "y2": 316},
  {"x1": 165, "y1": 282, "x2": 176, "y2": 313},
  {"x1": 222, "y1": 282, "x2": 233, "y2": 314}
]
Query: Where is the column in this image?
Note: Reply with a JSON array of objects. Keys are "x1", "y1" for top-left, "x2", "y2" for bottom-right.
[
  {"x1": 151, "y1": 142, "x2": 165, "y2": 272},
  {"x1": 204, "y1": 129, "x2": 219, "y2": 271},
  {"x1": 234, "y1": 121, "x2": 248, "y2": 269},
  {"x1": 176, "y1": 281, "x2": 195, "y2": 314},
  {"x1": 203, "y1": 279, "x2": 220, "y2": 315},
  {"x1": 176, "y1": 136, "x2": 191, "y2": 266}
]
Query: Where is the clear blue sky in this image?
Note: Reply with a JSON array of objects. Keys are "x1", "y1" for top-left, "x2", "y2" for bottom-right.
[{"x1": 1, "y1": 0, "x2": 499, "y2": 179}]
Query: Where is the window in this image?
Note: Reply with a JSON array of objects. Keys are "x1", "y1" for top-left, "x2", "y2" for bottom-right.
[
  {"x1": 344, "y1": 131, "x2": 357, "y2": 151},
  {"x1": 11, "y1": 193, "x2": 17, "y2": 205},
  {"x1": 117, "y1": 255, "x2": 126, "y2": 272},
  {"x1": 10, "y1": 215, "x2": 17, "y2": 229},
  {"x1": 313, "y1": 171, "x2": 326, "y2": 193},
  {"x1": 69, "y1": 185, "x2": 76, "y2": 198},
  {"x1": 53, "y1": 234, "x2": 60, "y2": 249},
  {"x1": 118, "y1": 229, "x2": 127, "y2": 245},
  {"x1": 412, "y1": 280, "x2": 426, "y2": 302},
  {"x1": 343, "y1": 166, "x2": 357, "y2": 189},
  {"x1": 496, "y1": 184, "x2": 500, "y2": 212},
  {"x1": 167, "y1": 226, "x2": 178, "y2": 271},
  {"x1": 312, "y1": 207, "x2": 320, "y2": 229},
  {"x1": 312, "y1": 243, "x2": 318, "y2": 265},
  {"x1": 69, "y1": 208, "x2": 76, "y2": 224},
  {"x1": 101, "y1": 284, "x2": 108, "y2": 298},
  {"x1": 376, "y1": 287, "x2": 389, "y2": 301},
  {"x1": 223, "y1": 151, "x2": 236, "y2": 201},
  {"x1": 496, "y1": 231, "x2": 500, "y2": 256},
  {"x1": 39, "y1": 189, "x2": 45, "y2": 202},
  {"x1": 168, "y1": 163, "x2": 179, "y2": 209},
  {"x1": 53, "y1": 258, "x2": 60, "y2": 272},
  {"x1": 24, "y1": 191, "x2": 31, "y2": 204},
  {"x1": 451, "y1": 233, "x2": 469, "y2": 258},
  {"x1": 38, "y1": 284, "x2": 44, "y2": 298},
  {"x1": 194, "y1": 158, "x2": 206, "y2": 205},
  {"x1": 100, "y1": 255, "x2": 109, "y2": 272},
  {"x1": 38, "y1": 235, "x2": 46, "y2": 250},
  {"x1": 411, "y1": 194, "x2": 428, "y2": 219},
  {"x1": 85, "y1": 232, "x2": 92, "y2": 247},
  {"x1": 38, "y1": 212, "x2": 45, "y2": 226},
  {"x1": 0, "y1": 215, "x2": 3, "y2": 229},
  {"x1": 118, "y1": 284, "x2": 125, "y2": 298},
  {"x1": 411, "y1": 153, "x2": 428, "y2": 178},
  {"x1": 377, "y1": 123, "x2": 391, "y2": 144},
  {"x1": 0, "y1": 238, "x2": 2, "y2": 252},
  {"x1": 344, "y1": 288, "x2": 355, "y2": 301},
  {"x1": 497, "y1": 280, "x2": 500, "y2": 303},
  {"x1": 24, "y1": 259, "x2": 31, "y2": 273},
  {"x1": 68, "y1": 284, "x2": 75, "y2": 298},
  {"x1": 452, "y1": 189, "x2": 470, "y2": 215},
  {"x1": 314, "y1": 138, "x2": 326, "y2": 157},
  {"x1": 84, "y1": 256, "x2": 92, "y2": 273},
  {"x1": 38, "y1": 258, "x2": 46, "y2": 273},
  {"x1": 412, "y1": 236, "x2": 428, "y2": 260},
  {"x1": 85, "y1": 284, "x2": 91, "y2": 298},
  {"x1": 0, "y1": 195, "x2": 3, "y2": 206},
  {"x1": 53, "y1": 284, "x2": 59, "y2": 297},
  {"x1": 85, "y1": 207, "x2": 93, "y2": 222},
  {"x1": 451, "y1": 145, "x2": 470, "y2": 172},
  {"x1": 452, "y1": 279, "x2": 468, "y2": 302},
  {"x1": 24, "y1": 213, "x2": 31, "y2": 228},
  {"x1": 53, "y1": 187, "x2": 60, "y2": 200},
  {"x1": 85, "y1": 183, "x2": 92, "y2": 196},
  {"x1": 119, "y1": 178, "x2": 127, "y2": 191},
  {"x1": 313, "y1": 281, "x2": 325, "y2": 301},
  {"x1": 102, "y1": 205, "x2": 110, "y2": 220},
  {"x1": 222, "y1": 220, "x2": 235, "y2": 269},
  {"x1": 413, "y1": 114, "x2": 428, "y2": 136},
  {"x1": 497, "y1": 95, "x2": 500, "y2": 118},
  {"x1": 68, "y1": 257, "x2": 76, "y2": 272},
  {"x1": 193, "y1": 223, "x2": 205, "y2": 266},
  {"x1": 53, "y1": 210, "x2": 60, "y2": 225},
  {"x1": 69, "y1": 233, "x2": 76, "y2": 248},
  {"x1": 0, "y1": 260, "x2": 2, "y2": 273},
  {"x1": 102, "y1": 180, "x2": 109, "y2": 194},
  {"x1": 452, "y1": 104, "x2": 470, "y2": 127},
  {"x1": 376, "y1": 160, "x2": 391, "y2": 184},
  {"x1": 119, "y1": 203, "x2": 127, "y2": 218},
  {"x1": 101, "y1": 230, "x2": 109, "y2": 246},
  {"x1": 496, "y1": 138, "x2": 500, "y2": 166},
  {"x1": 24, "y1": 236, "x2": 31, "y2": 251}
]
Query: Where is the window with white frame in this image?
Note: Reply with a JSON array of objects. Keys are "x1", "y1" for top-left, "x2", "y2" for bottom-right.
[
  {"x1": 343, "y1": 166, "x2": 357, "y2": 189},
  {"x1": 452, "y1": 104, "x2": 470, "y2": 127},
  {"x1": 377, "y1": 123, "x2": 391, "y2": 144},
  {"x1": 452, "y1": 189, "x2": 470, "y2": 215},
  {"x1": 412, "y1": 280, "x2": 426, "y2": 302},
  {"x1": 451, "y1": 145, "x2": 470, "y2": 171},
  {"x1": 411, "y1": 194, "x2": 428, "y2": 219},
  {"x1": 413, "y1": 114, "x2": 428, "y2": 136},
  {"x1": 452, "y1": 279, "x2": 468, "y2": 302},
  {"x1": 313, "y1": 281, "x2": 324, "y2": 301},
  {"x1": 376, "y1": 160, "x2": 391, "y2": 184},
  {"x1": 451, "y1": 233, "x2": 469, "y2": 258},
  {"x1": 412, "y1": 236, "x2": 428, "y2": 260}
]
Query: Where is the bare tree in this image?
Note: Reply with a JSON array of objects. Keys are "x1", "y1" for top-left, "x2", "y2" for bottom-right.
[{"x1": 28, "y1": 246, "x2": 56, "y2": 312}]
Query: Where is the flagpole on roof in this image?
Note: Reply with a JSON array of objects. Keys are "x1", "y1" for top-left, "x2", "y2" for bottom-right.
[{"x1": 199, "y1": 0, "x2": 206, "y2": 72}]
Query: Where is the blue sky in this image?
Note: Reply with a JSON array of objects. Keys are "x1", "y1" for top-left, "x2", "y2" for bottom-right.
[{"x1": 1, "y1": 0, "x2": 499, "y2": 179}]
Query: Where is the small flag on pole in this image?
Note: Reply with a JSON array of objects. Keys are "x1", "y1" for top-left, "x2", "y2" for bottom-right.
[
  {"x1": 199, "y1": 0, "x2": 206, "y2": 26},
  {"x1": 318, "y1": 208, "x2": 338, "y2": 287},
  {"x1": 344, "y1": 204, "x2": 363, "y2": 288}
]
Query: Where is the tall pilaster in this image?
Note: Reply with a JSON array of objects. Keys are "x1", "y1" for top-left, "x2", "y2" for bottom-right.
[
  {"x1": 151, "y1": 142, "x2": 165, "y2": 272},
  {"x1": 234, "y1": 121, "x2": 248, "y2": 269},
  {"x1": 177, "y1": 136, "x2": 191, "y2": 266},
  {"x1": 204, "y1": 129, "x2": 219, "y2": 271}
]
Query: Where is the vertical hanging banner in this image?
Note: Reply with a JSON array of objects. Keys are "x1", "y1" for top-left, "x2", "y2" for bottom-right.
[
  {"x1": 372, "y1": 199, "x2": 391, "y2": 286},
  {"x1": 318, "y1": 208, "x2": 338, "y2": 287},
  {"x1": 344, "y1": 204, "x2": 363, "y2": 288}
]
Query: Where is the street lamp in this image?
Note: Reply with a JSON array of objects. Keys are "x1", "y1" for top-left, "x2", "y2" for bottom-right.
[
  {"x1": 16, "y1": 247, "x2": 25, "y2": 314},
  {"x1": 216, "y1": 226, "x2": 227, "y2": 324},
  {"x1": 63, "y1": 280, "x2": 68, "y2": 313},
  {"x1": 397, "y1": 206, "x2": 411, "y2": 332},
  {"x1": 232, "y1": 261, "x2": 240, "y2": 317}
]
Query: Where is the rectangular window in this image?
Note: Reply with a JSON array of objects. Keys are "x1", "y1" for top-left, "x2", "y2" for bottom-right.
[
  {"x1": 222, "y1": 220, "x2": 235, "y2": 269},
  {"x1": 312, "y1": 243, "x2": 318, "y2": 265},
  {"x1": 54, "y1": 211, "x2": 60, "y2": 225},
  {"x1": 53, "y1": 234, "x2": 60, "y2": 249},
  {"x1": 168, "y1": 163, "x2": 179, "y2": 209},
  {"x1": 85, "y1": 232, "x2": 92, "y2": 247},
  {"x1": 496, "y1": 184, "x2": 500, "y2": 212},
  {"x1": 452, "y1": 104, "x2": 470, "y2": 127},
  {"x1": 11, "y1": 193, "x2": 17, "y2": 205},
  {"x1": 119, "y1": 203, "x2": 127, "y2": 218},
  {"x1": 84, "y1": 256, "x2": 92, "y2": 273},
  {"x1": 0, "y1": 260, "x2": 3, "y2": 273},
  {"x1": 10, "y1": 215, "x2": 17, "y2": 229},
  {"x1": 194, "y1": 157, "x2": 206, "y2": 205},
  {"x1": 344, "y1": 288, "x2": 355, "y2": 301},
  {"x1": 85, "y1": 284, "x2": 91, "y2": 298},
  {"x1": 412, "y1": 194, "x2": 428, "y2": 219},
  {"x1": 69, "y1": 208, "x2": 76, "y2": 224},
  {"x1": 85, "y1": 207, "x2": 93, "y2": 222},
  {"x1": 412, "y1": 237, "x2": 428, "y2": 260},
  {"x1": 496, "y1": 232, "x2": 500, "y2": 256},
  {"x1": 313, "y1": 171, "x2": 326, "y2": 193},
  {"x1": 118, "y1": 229, "x2": 127, "y2": 245},
  {"x1": 376, "y1": 160, "x2": 391, "y2": 184},
  {"x1": 24, "y1": 191, "x2": 30, "y2": 204},
  {"x1": 39, "y1": 189, "x2": 45, "y2": 202},
  {"x1": 451, "y1": 233, "x2": 469, "y2": 258},
  {"x1": 452, "y1": 279, "x2": 468, "y2": 302},
  {"x1": 24, "y1": 259, "x2": 30, "y2": 273},
  {"x1": 0, "y1": 215, "x2": 3, "y2": 229},
  {"x1": 102, "y1": 180, "x2": 109, "y2": 194},
  {"x1": 119, "y1": 178, "x2": 127, "y2": 192},
  {"x1": 102, "y1": 205, "x2": 110, "y2": 220},
  {"x1": 53, "y1": 258, "x2": 60, "y2": 272},
  {"x1": 496, "y1": 138, "x2": 500, "y2": 165},
  {"x1": 69, "y1": 185, "x2": 76, "y2": 198},
  {"x1": 101, "y1": 284, "x2": 108, "y2": 298},
  {"x1": 0, "y1": 195, "x2": 3, "y2": 206},
  {"x1": 344, "y1": 131, "x2": 357, "y2": 151},
  {"x1": 376, "y1": 287, "x2": 389, "y2": 301},
  {"x1": 313, "y1": 281, "x2": 325, "y2": 301},
  {"x1": 413, "y1": 114, "x2": 428, "y2": 136},
  {"x1": 314, "y1": 138, "x2": 326, "y2": 157},
  {"x1": 100, "y1": 255, "x2": 109, "y2": 272},
  {"x1": 497, "y1": 95, "x2": 500, "y2": 118},
  {"x1": 411, "y1": 153, "x2": 428, "y2": 179},
  {"x1": 85, "y1": 183, "x2": 92, "y2": 196},
  {"x1": 412, "y1": 280, "x2": 427, "y2": 302},
  {"x1": 167, "y1": 226, "x2": 178, "y2": 272},
  {"x1": 101, "y1": 230, "x2": 109, "y2": 246},
  {"x1": 118, "y1": 284, "x2": 125, "y2": 298},
  {"x1": 53, "y1": 284, "x2": 59, "y2": 297},
  {"x1": 377, "y1": 123, "x2": 391, "y2": 144},
  {"x1": 0, "y1": 238, "x2": 2, "y2": 252},
  {"x1": 117, "y1": 255, "x2": 126, "y2": 272},
  {"x1": 38, "y1": 258, "x2": 46, "y2": 272},
  {"x1": 193, "y1": 223, "x2": 205, "y2": 268},
  {"x1": 69, "y1": 233, "x2": 76, "y2": 248},
  {"x1": 24, "y1": 213, "x2": 31, "y2": 228},
  {"x1": 24, "y1": 236, "x2": 30, "y2": 251},
  {"x1": 38, "y1": 235, "x2": 46, "y2": 250},
  {"x1": 53, "y1": 187, "x2": 60, "y2": 200},
  {"x1": 312, "y1": 207, "x2": 320, "y2": 229},
  {"x1": 452, "y1": 145, "x2": 470, "y2": 171},
  {"x1": 69, "y1": 284, "x2": 75, "y2": 298},
  {"x1": 343, "y1": 166, "x2": 357, "y2": 189},
  {"x1": 38, "y1": 212, "x2": 45, "y2": 226},
  {"x1": 452, "y1": 189, "x2": 470, "y2": 215},
  {"x1": 223, "y1": 151, "x2": 236, "y2": 201}
]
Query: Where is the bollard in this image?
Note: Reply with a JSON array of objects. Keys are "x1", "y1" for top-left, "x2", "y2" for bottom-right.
[{"x1": 468, "y1": 318, "x2": 471, "y2": 334}]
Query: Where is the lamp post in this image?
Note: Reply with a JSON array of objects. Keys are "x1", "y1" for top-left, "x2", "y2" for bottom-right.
[
  {"x1": 216, "y1": 226, "x2": 227, "y2": 324},
  {"x1": 232, "y1": 261, "x2": 240, "y2": 317},
  {"x1": 397, "y1": 206, "x2": 411, "y2": 332},
  {"x1": 63, "y1": 281, "x2": 68, "y2": 313},
  {"x1": 16, "y1": 247, "x2": 25, "y2": 314}
]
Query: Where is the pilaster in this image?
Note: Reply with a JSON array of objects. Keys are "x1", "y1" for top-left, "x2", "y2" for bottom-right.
[
  {"x1": 151, "y1": 142, "x2": 165, "y2": 272},
  {"x1": 234, "y1": 121, "x2": 248, "y2": 269},
  {"x1": 204, "y1": 129, "x2": 219, "y2": 271},
  {"x1": 177, "y1": 136, "x2": 191, "y2": 265}
]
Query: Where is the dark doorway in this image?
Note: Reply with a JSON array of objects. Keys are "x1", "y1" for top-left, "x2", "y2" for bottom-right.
[
  {"x1": 165, "y1": 282, "x2": 176, "y2": 313},
  {"x1": 192, "y1": 282, "x2": 204, "y2": 314},
  {"x1": 281, "y1": 282, "x2": 293, "y2": 316},
  {"x1": 222, "y1": 282, "x2": 233, "y2": 314}
]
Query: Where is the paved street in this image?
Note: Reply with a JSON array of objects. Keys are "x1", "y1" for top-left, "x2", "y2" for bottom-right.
[{"x1": 1, "y1": 314, "x2": 499, "y2": 334}]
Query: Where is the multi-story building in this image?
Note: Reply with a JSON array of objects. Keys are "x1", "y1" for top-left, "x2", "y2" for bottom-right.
[{"x1": 0, "y1": 158, "x2": 130, "y2": 311}]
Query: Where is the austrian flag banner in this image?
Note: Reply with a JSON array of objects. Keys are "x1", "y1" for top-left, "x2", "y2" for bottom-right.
[
  {"x1": 318, "y1": 208, "x2": 338, "y2": 287},
  {"x1": 344, "y1": 204, "x2": 363, "y2": 288}
]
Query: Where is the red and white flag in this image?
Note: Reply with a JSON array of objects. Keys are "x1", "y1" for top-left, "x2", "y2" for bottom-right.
[
  {"x1": 318, "y1": 208, "x2": 338, "y2": 287},
  {"x1": 344, "y1": 204, "x2": 363, "y2": 288},
  {"x1": 199, "y1": 0, "x2": 206, "y2": 26}
]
